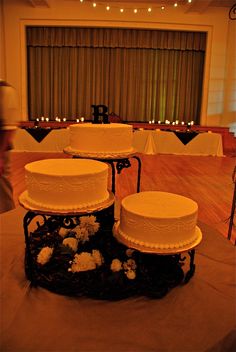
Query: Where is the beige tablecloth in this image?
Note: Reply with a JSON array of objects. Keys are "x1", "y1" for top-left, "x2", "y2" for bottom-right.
[
  {"x1": 0, "y1": 207, "x2": 235, "y2": 351},
  {"x1": 133, "y1": 130, "x2": 224, "y2": 156},
  {"x1": 12, "y1": 128, "x2": 224, "y2": 156}
]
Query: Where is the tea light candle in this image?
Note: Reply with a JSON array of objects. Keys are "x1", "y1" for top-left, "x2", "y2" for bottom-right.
[
  {"x1": 41, "y1": 117, "x2": 45, "y2": 121},
  {"x1": 36, "y1": 118, "x2": 39, "y2": 122},
  {"x1": 172, "y1": 122, "x2": 175, "y2": 125},
  {"x1": 76, "y1": 119, "x2": 80, "y2": 123},
  {"x1": 158, "y1": 120, "x2": 161, "y2": 124},
  {"x1": 63, "y1": 118, "x2": 67, "y2": 122},
  {"x1": 149, "y1": 121, "x2": 152, "y2": 124},
  {"x1": 80, "y1": 117, "x2": 84, "y2": 122},
  {"x1": 45, "y1": 117, "x2": 49, "y2": 122},
  {"x1": 181, "y1": 121, "x2": 185, "y2": 125},
  {"x1": 152, "y1": 119, "x2": 155, "y2": 124}
]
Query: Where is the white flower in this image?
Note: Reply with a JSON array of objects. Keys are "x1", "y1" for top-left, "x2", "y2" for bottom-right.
[
  {"x1": 126, "y1": 248, "x2": 134, "y2": 257},
  {"x1": 110, "y1": 259, "x2": 123, "y2": 272},
  {"x1": 123, "y1": 259, "x2": 137, "y2": 271},
  {"x1": 79, "y1": 215, "x2": 100, "y2": 235},
  {"x1": 70, "y1": 252, "x2": 96, "y2": 273},
  {"x1": 74, "y1": 226, "x2": 90, "y2": 243},
  {"x1": 125, "y1": 269, "x2": 136, "y2": 280},
  {"x1": 58, "y1": 227, "x2": 69, "y2": 238},
  {"x1": 92, "y1": 249, "x2": 103, "y2": 266},
  {"x1": 37, "y1": 246, "x2": 54, "y2": 265},
  {"x1": 62, "y1": 237, "x2": 78, "y2": 252}
]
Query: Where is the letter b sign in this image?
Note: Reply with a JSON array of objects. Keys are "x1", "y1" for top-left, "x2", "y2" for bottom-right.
[{"x1": 91, "y1": 105, "x2": 109, "y2": 124}]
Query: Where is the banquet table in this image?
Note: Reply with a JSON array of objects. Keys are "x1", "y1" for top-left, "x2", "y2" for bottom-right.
[
  {"x1": 0, "y1": 207, "x2": 235, "y2": 352},
  {"x1": 133, "y1": 130, "x2": 224, "y2": 156},
  {"x1": 12, "y1": 127, "x2": 70, "y2": 152},
  {"x1": 12, "y1": 127, "x2": 224, "y2": 156}
]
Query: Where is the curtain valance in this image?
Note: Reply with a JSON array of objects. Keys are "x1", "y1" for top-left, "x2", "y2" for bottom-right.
[{"x1": 27, "y1": 27, "x2": 206, "y2": 51}]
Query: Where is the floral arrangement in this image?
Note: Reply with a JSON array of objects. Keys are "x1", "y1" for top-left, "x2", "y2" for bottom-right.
[{"x1": 26, "y1": 211, "x2": 184, "y2": 300}]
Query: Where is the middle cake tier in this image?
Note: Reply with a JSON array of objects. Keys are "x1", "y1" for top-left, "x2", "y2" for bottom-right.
[{"x1": 21, "y1": 158, "x2": 110, "y2": 211}]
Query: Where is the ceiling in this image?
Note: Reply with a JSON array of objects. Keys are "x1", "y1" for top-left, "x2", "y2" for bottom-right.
[{"x1": 28, "y1": 0, "x2": 236, "y2": 14}]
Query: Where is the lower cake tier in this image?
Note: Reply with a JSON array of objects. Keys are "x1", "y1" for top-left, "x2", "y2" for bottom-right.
[{"x1": 118, "y1": 191, "x2": 199, "y2": 250}]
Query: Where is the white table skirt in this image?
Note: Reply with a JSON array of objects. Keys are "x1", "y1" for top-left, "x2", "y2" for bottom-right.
[
  {"x1": 12, "y1": 128, "x2": 70, "y2": 152},
  {"x1": 133, "y1": 130, "x2": 224, "y2": 156},
  {"x1": 12, "y1": 128, "x2": 224, "y2": 156}
]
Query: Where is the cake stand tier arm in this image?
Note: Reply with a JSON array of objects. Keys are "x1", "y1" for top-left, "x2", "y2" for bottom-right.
[
  {"x1": 184, "y1": 249, "x2": 196, "y2": 283},
  {"x1": 131, "y1": 155, "x2": 142, "y2": 193},
  {"x1": 227, "y1": 180, "x2": 236, "y2": 244}
]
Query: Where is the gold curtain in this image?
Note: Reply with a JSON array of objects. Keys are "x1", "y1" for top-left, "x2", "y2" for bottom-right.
[{"x1": 27, "y1": 27, "x2": 206, "y2": 122}]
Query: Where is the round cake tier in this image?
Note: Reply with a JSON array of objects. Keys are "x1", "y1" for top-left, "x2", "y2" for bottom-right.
[
  {"x1": 116, "y1": 191, "x2": 199, "y2": 251},
  {"x1": 68, "y1": 123, "x2": 134, "y2": 154},
  {"x1": 23, "y1": 159, "x2": 109, "y2": 211}
]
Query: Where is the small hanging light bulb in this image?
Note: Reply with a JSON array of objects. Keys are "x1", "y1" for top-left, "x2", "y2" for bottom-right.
[
  {"x1": 120, "y1": 8, "x2": 124, "y2": 13},
  {"x1": 80, "y1": 0, "x2": 83, "y2": 2},
  {"x1": 161, "y1": 6, "x2": 165, "y2": 10},
  {"x1": 106, "y1": 5, "x2": 110, "y2": 11},
  {"x1": 174, "y1": 2, "x2": 178, "y2": 7},
  {"x1": 134, "y1": 8, "x2": 138, "y2": 13},
  {"x1": 188, "y1": 0, "x2": 192, "y2": 3},
  {"x1": 93, "y1": 3, "x2": 97, "y2": 7},
  {"x1": 148, "y1": 8, "x2": 152, "y2": 12}
]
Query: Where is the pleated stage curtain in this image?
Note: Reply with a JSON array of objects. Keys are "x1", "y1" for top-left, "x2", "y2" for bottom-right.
[{"x1": 27, "y1": 27, "x2": 206, "y2": 123}]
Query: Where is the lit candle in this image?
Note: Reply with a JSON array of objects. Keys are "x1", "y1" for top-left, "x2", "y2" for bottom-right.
[
  {"x1": 36, "y1": 118, "x2": 39, "y2": 122},
  {"x1": 152, "y1": 119, "x2": 155, "y2": 124},
  {"x1": 58, "y1": 118, "x2": 61, "y2": 122},
  {"x1": 63, "y1": 118, "x2": 67, "y2": 122},
  {"x1": 41, "y1": 117, "x2": 45, "y2": 121},
  {"x1": 158, "y1": 120, "x2": 161, "y2": 124},
  {"x1": 76, "y1": 119, "x2": 80, "y2": 123},
  {"x1": 46, "y1": 117, "x2": 49, "y2": 122},
  {"x1": 172, "y1": 122, "x2": 175, "y2": 125},
  {"x1": 181, "y1": 121, "x2": 185, "y2": 125},
  {"x1": 175, "y1": 120, "x2": 179, "y2": 124},
  {"x1": 80, "y1": 117, "x2": 85, "y2": 122},
  {"x1": 190, "y1": 121, "x2": 194, "y2": 126},
  {"x1": 149, "y1": 121, "x2": 152, "y2": 124}
]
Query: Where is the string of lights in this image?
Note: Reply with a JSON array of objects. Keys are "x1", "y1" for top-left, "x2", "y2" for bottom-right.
[{"x1": 77, "y1": 0, "x2": 193, "y2": 14}]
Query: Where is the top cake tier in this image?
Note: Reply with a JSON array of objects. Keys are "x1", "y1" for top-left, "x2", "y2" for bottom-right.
[
  {"x1": 68, "y1": 123, "x2": 134, "y2": 156},
  {"x1": 20, "y1": 158, "x2": 110, "y2": 211}
]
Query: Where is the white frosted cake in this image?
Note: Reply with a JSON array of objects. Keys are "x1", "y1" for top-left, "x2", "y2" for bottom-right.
[
  {"x1": 116, "y1": 191, "x2": 200, "y2": 251},
  {"x1": 20, "y1": 159, "x2": 110, "y2": 211},
  {"x1": 68, "y1": 123, "x2": 134, "y2": 156}
]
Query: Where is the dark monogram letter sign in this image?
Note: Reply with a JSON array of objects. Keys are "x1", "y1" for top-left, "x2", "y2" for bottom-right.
[{"x1": 91, "y1": 105, "x2": 109, "y2": 124}]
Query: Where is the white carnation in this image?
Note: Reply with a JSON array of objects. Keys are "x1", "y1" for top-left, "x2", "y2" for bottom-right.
[
  {"x1": 126, "y1": 248, "x2": 134, "y2": 257},
  {"x1": 79, "y1": 215, "x2": 100, "y2": 235},
  {"x1": 123, "y1": 259, "x2": 137, "y2": 271},
  {"x1": 74, "y1": 226, "x2": 90, "y2": 243},
  {"x1": 70, "y1": 252, "x2": 96, "y2": 273},
  {"x1": 58, "y1": 227, "x2": 69, "y2": 238},
  {"x1": 110, "y1": 258, "x2": 123, "y2": 272},
  {"x1": 62, "y1": 237, "x2": 78, "y2": 252},
  {"x1": 37, "y1": 246, "x2": 54, "y2": 265},
  {"x1": 125, "y1": 269, "x2": 136, "y2": 280},
  {"x1": 92, "y1": 249, "x2": 103, "y2": 266}
]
